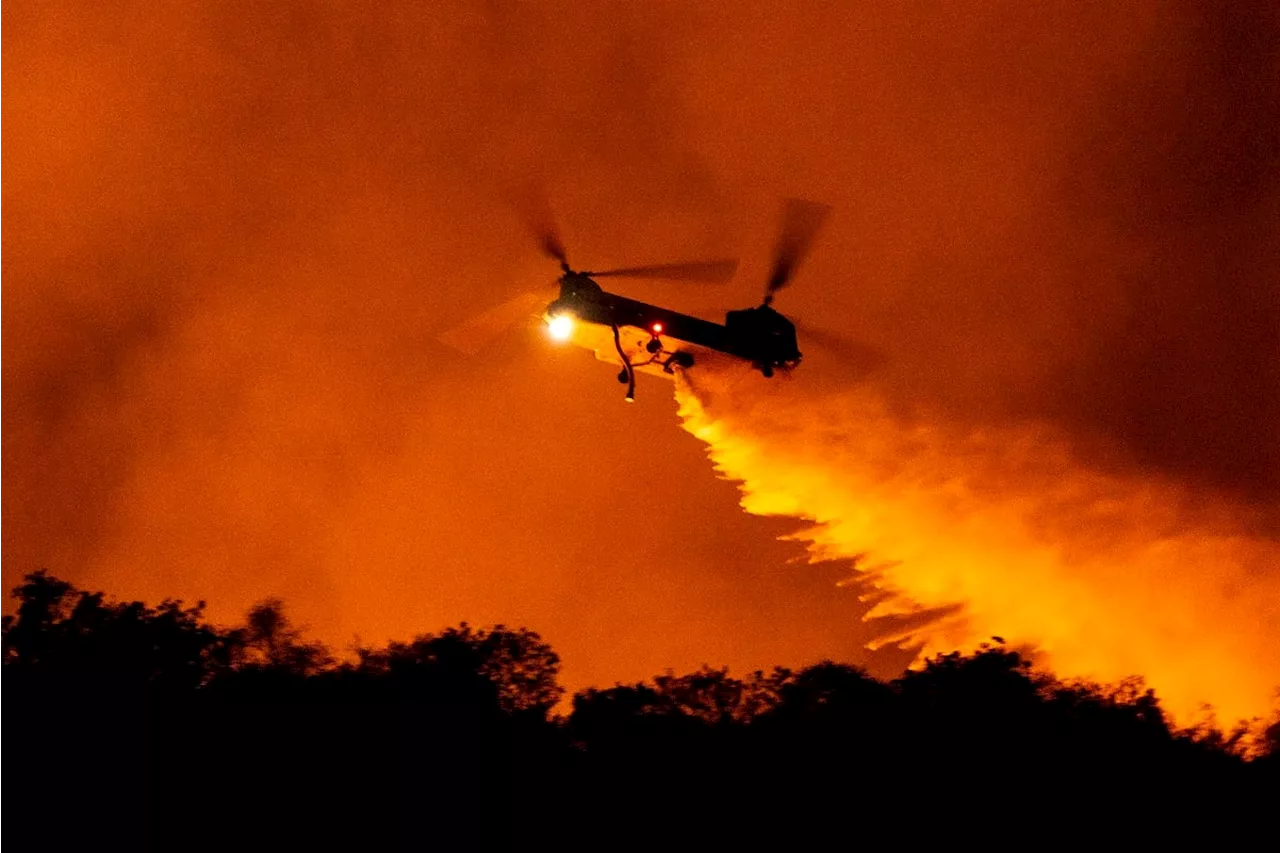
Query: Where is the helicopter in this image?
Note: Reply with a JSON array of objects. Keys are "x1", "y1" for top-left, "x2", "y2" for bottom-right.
[{"x1": 440, "y1": 196, "x2": 852, "y2": 401}]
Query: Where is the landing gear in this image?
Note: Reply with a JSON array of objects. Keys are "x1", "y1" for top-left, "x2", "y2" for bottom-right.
[
  {"x1": 659, "y1": 349, "x2": 694, "y2": 374},
  {"x1": 761, "y1": 364, "x2": 774, "y2": 378}
]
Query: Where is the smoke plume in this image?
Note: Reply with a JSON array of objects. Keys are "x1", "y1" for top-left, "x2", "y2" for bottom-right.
[{"x1": 5, "y1": 1, "x2": 1278, "y2": 706}]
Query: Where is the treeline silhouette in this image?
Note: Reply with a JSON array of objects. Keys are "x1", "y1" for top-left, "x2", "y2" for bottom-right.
[{"x1": 5, "y1": 571, "x2": 1277, "y2": 849}]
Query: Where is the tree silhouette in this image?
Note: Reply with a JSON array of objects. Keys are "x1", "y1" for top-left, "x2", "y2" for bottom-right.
[
  {"x1": 243, "y1": 597, "x2": 328, "y2": 669},
  {"x1": 3, "y1": 569, "x2": 230, "y2": 690},
  {"x1": 355, "y1": 622, "x2": 563, "y2": 717},
  {"x1": 4, "y1": 572, "x2": 1277, "y2": 849}
]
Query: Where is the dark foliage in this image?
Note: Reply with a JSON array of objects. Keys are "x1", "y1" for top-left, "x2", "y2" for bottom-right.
[{"x1": 4, "y1": 572, "x2": 1277, "y2": 849}]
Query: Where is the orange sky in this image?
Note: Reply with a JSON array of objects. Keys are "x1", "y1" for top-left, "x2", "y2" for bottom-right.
[{"x1": 4, "y1": 1, "x2": 1278, "y2": 714}]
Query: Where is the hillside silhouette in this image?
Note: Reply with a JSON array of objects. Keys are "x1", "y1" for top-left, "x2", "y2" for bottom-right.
[{"x1": 5, "y1": 571, "x2": 1277, "y2": 849}]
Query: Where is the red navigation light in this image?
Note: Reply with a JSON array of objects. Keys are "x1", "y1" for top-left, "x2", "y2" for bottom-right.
[{"x1": 652, "y1": 322, "x2": 663, "y2": 334}]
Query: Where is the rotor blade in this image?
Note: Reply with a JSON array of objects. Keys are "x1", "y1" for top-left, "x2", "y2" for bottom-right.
[
  {"x1": 765, "y1": 198, "x2": 832, "y2": 305},
  {"x1": 793, "y1": 320, "x2": 887, "y2": 376},
  {"x1": 437, "y1": 289, "x2": 557, "y2": 356},
  {"x1": 508, "y1": 181, "x2": 569, "y2": 267},
  {"x1": 587, "y1": 259, "x2": 739, "y2": 283}
]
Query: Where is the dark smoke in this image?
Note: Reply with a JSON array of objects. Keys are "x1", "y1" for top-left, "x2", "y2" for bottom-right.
[{"x1": 4, "y1": 1, "x2": 1278, "y2": 703}]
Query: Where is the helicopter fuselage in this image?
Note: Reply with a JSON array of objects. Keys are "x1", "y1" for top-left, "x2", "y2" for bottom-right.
[{"x1": 545, "y1": 272, "x2": 801, "y2": 376}]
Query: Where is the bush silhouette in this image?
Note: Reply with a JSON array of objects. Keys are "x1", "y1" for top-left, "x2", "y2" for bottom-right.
[{"x1": 4, "y1": 572, "x2": 1277, "y2": 849}]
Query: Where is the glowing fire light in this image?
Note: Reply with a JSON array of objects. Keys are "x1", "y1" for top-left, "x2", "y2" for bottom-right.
[{"x1": 547, "y1": 313, "x2": 575, "y2": 341}]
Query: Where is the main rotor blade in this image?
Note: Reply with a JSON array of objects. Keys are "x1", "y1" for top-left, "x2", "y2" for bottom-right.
[
  {"x1": 587, "y1": 259, "x2": 739, "y2": 283},
  {"x1": 509, "y1": 181, "x2": 569, "y2": 267},
  {"x1": 765, "y1": 198, "x2": 832, "y2": 305},
  {"x1": 793, "y1": 320, "x2": 887, "y2": 376},
  {"x1": 437, "y1": 289, "x2": 558, "y2": 356}
]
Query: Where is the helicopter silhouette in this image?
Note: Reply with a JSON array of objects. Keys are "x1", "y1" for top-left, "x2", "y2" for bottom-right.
[{"x1": 441, "y1": 195, "x2": 870, "y2": 401}]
